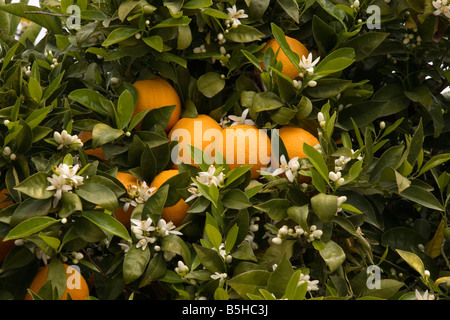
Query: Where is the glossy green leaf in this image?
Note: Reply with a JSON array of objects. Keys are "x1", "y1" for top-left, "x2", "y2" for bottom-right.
[
  {"x1": 311, "y1": 193, "x2": 338, "y2": 222},
  {"x1": 14, "y1": 172, "x2": 54, "y2": 200},
  {"x1": 102, "y1": 27, "x2": 139, "y2": 46},
  {"x1": 225, "y1": 25, "x2": 264, "y2": 43},
  {"x1": 68, "y1": 89, "x2": 114, "y2": 117},
  {"x1": 123, "y1": 245, "x2": 151, "y2": 284},
  {"x1": 81, "y1": 211, "x2": 131, "y2": 243},
  {"x1": 228, "y1": 270, "x2": 270, "y2": 300},
  {"x1": 116, "y1": 89, "x2": 135, "y2": 130},
  {"x1": 197, "y1": 72, "x2": 225, "y2": 98},
  {"x1": 319, "y1": 240, "x2": 346, "y2": 272},
  {"x1": 254, "y1": 199, "x2": 290, "y2": 221},
  {"x1": 76, "y1": 183, "x2": 119, "y2": 212},
  {"x1": 4, "y1": 216, "x2": 59, "y2": 241},
  {"x1": 396, "y1": 249, "x2": 425, "y2": 277},
  {"x1": 92, "y1": 123, "x2": 124, "y2": 148}
]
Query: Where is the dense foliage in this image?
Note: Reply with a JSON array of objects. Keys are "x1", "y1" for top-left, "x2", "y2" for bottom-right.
[{"x1": 0, "y1": 0, "x2": 449, "y2": 300}]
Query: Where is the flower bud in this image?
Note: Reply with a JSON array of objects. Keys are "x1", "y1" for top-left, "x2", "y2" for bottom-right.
[{"x1": 272, "y1": 237, "x2": 282, "y2": 245}]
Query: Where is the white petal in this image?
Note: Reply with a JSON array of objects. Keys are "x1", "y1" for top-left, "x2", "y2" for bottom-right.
[
  {"x1": 272, "y1": 168, "x2": 285, "y2": 176},
  {"x1": 285, "y1": 170, "x2": 295, "y2": 182}
]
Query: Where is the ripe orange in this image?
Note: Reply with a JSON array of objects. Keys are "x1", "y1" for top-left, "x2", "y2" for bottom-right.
[
  {"x1": 78, "y1": 131, "x2": 106, "y2": 161},
  {"x1": 0, "y1": 189, "x2": 15, "y2": 262},
  {"x1": 133, "y1": 76, "x2": 182, "y2": 132},
  {"x1": 0, "y1": 188, "x2": 13, "y2": 209},
  {"x1": 168, "y1": 114, "x2": 223, "y2": 167},
  {"x1": 278, "y1": 126, "x2": 319, "y2": 183},
  {"x1": 0, "y1": 237, "x2": 15, "y2": 263},
  {"x1": 262, "y1": 36, "x2": 310, "y2": 79},
  {"x1": 150, "y1": 170, "x2": 189, "y2": 227},
  {"x1": 222, "y1": 124, "x2": 271, "y2": 179},
  {"x1": 278, "y1": 126, "x2": 319, "y2": 160},
  {"x1": 24, "y1": 263, "x2": 89, "y2": 300},
  {"x1": 114, "y1": 172, "x2": 139, "y2": 228}
]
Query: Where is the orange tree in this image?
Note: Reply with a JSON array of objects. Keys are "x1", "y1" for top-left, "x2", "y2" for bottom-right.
[{"x1": 0, "y1": 0, "x2": 449, "y2": 300}]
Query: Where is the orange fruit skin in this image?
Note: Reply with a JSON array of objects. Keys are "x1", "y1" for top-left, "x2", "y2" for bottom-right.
[
  {"x1": 262, "y1": 36, "x2": 310, "y2": 79},
  {"x1": 24, "y1": 263, "x2": 89, "y2": 300},
  {"x1": 168, "y1": 114, "x2": 223, "y2": 167},
  {"x1": 114, "y1": 172, "x2": 139, "y2": 229},
  {"x1": 0, "y1": 188, "x2": 13, "y2": 209},
  {"x1": 222, "y1": 125, "x2": 271, "y2": 179},
  {"x1": 278, "y1": 126, "x2": 319, "y2": 184},
  {"x1": 0, "y1": 237, "x2": 15, "y2": 263},
  {"x1": 133, "y1": 77, "x2": 182, "y2": 132},
  {"x1": 0, "y1": 189, "x2": 15, "y2": 262},
  {"x1": 278, "y1": 126, "x2": 319, "y2": 160},
  {"x1": 150, "y1": 170, "x2": 189, "y2": 227},
  {"x1": 78, "y1": 131, "x2": 106, "y2": 161}
]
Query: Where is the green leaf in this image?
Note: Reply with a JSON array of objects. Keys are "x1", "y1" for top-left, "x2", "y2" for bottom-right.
[
  {"x1": 395, "y1": 249, "x2": 425, "y2": 278},
  {"x1": 161, "y1": 234, "x2": 191, "y2": 266},
  {"x1": 123, "y1": 245, "x2": 151, "y2": 284},
  {"x1": 284, "y1": 270, "x2": 308, "y2": 300},
  {"x1": 118, "y1": 0, "x2": 139, "y2": 21},
  {"x1": 254, "y1": 199, "x2": 290, "y2": 221},
  {"x1": 76, "y1": 183, "x2": 119, "y2": 212},
  {"x1": 277, "y1": 0, "x2": 299, "y2": 23},
  {"x1": 205, "y1": 224, "x2": 223, "y2": 251},
  {"x1": 404, "y1": 86, "x2": 432, "y2": 109},
  {"x1": 0, "y1": 4, "x2": 62, "y2": 34},
  {"x1": 14, "y1": 172, "x2": 54, "y2": 200},
  {"x1": 270, "y1": 23, "x2": 300, "y2": 71},
  {"x1": 381, "y1": 227, "x2": 425, "y2": 251},
  {"x1": 312, "y1": 15, "x2": 337, "y2": 54},
  {"x1": 252, "y1": 92, "x2": 284, "y2": 112},
  {"x1": 267, "y1": 255, "x2": 294, "y2": 298},
  {"x1": 102, "y1": 27, "x2": 139, "y2": 46},
  {"x1": 361, "y1": 279, "x2": 404, "y2": 299},
  {"x1": 222, "y1": 189, "x2": 252, "y2": 210},
  {"x1": 142, "y1": 35, "x2": 164, "y2": 52},
  {"x1": 197, "y1": 72, "x2": 225, "y2": 98},
  {"x1": 311, "y1": 193, "x2": 338, "y2": 222},
  {"x1": 81, "y1": 211, "x2": 131, "y2": 243},
  {"x1": 369, "y1": 145, "x2": 405, "y2": 184},
  {"x1": 115, "y1": 89, "x2": 135, "y2": 130},
  {"x1": 314, "y1": 48, "x2": 355, "y2": 76},
  {"x1": 316, "y1": 0, "x2": 346, "y2": 21},
  {"x1": 228, "y1": 270, "x2": 270, "y2": 300},
  {"x1": 201, "y1": 7, "x2": 229, "y2": 20},
  {"x1": 59, "y1": 192, "x2": 83, "y2": 218},
  {"x1": 150, "y1": 16, "x2": 191, "y2": 29},
  {"x1": 225, "y1": 25, "x2": 265, "y2": 43},
  {"x1": 28, "y1": 77, "x2": 42, "y2": 103},
  {"x1": 345, "y1": 32, "x2": 389, "y2": 61},
  {"x1": 68, "y1": 89, "x2": 114, "y2": 117},
  {"x1": 319, "y1": 240, "x2": 346, "y2": 272},
  {"x1": 287, "y1": 205, "x2": 309, "y2": 231},
  {"x1": 193, "y1": 243, "x2": 225, "y2": 273},
  {"x1": 4, "y1": 216, "x2": 59, "y2": 241},
  {"x1": 142, "y1": 184, "x2": 169, "y2": 217},
  {"x1": 26, "y1": 106, "x2": 52, "y2": 130},
  {"x1": 183, "y1": 0, "x2": 213, "y2": 9},
  {"x1": 225, "y1": 224, "x2": 239, "y2": 254},
  {"x1": 400, "y1": 185, "x2": 444, "y2": 211},
  {"x1": 225, "y1": 165, "x2": 252, "y2": 187},
  {"x1": 417, "y1": 153, "x2": 450, "y2": 177},
  {"x1": 38, "y1": 232, "x2": 61, "y2": 252},
  {"x1": 303, "y1": 143, "x2": 329, "y2": 182},
  {"x1": 92, "y1": 123, "x2": 124, "y2": 148},
  {"x1": 10, "y1": 198, "x2": 52, "y2": 228}
]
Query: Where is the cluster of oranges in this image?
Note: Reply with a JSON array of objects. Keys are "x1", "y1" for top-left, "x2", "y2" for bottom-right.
[{"x1": 0, "y1": 35, "x2": 318, "y2": 300}]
